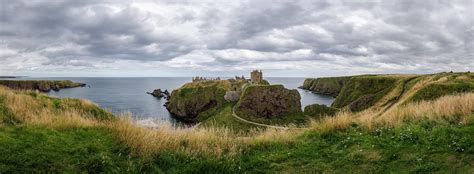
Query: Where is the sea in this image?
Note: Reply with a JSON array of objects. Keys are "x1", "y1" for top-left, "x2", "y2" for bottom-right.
[{"x1": 2, "y1": 77, "x2": 334, "y2": 125}]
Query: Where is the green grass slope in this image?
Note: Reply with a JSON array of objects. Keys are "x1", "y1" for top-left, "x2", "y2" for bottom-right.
[
  {"x1": 331, "y1": 75, "x2": 399, "y2": 111},
  {"x1": 1, "y1": 76, "x2": 473, "y2": 173},
  {"x1": 410, "y1": 73, "x2": 474, "y2": 102},
  {"x1": 199, "y1": 104, "x2": 259, "y2": 133},
  {"x1": 0, "y1": 125, "x2": 138, "y2": 173},
  {"x1": 239, "y1": 121, "x2": 474, "y2": 173}
]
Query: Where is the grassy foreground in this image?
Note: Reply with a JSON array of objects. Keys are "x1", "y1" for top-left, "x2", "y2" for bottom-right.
[{"x1": 0, "y1": 85, "x2": 473, "y2": 172}]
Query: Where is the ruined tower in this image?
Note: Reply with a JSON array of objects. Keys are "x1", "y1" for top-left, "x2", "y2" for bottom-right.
[{"x1": 250, "y1": 70, "x2": 263, "y2": 83}]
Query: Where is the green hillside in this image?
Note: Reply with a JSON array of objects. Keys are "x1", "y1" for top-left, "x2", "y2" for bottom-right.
[{"x1": 1, "y1": 72, "x2": 473, "y2": 173}]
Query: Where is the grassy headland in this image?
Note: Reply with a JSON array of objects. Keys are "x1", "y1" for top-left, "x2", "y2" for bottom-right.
[
  {"x1": 302, "y1": 72, "x2": 473, "y2": 112},
  {"x1": 0, "y1": 72, "x2": 473, "y2": 172},
  {"x1": 0, "y1": 80, "x2": 86, "y2": 92}
]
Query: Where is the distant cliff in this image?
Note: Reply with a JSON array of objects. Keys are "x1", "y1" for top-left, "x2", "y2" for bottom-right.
[
  {"x1": 302, "y1": 72, "x2": 474, "y2": 112},
  {"x1": 0, "y1": 80, "x2": 86, "y2": 92},
  {"x1": 300, "y1": 76, "x2": 351, "y2": 96}
]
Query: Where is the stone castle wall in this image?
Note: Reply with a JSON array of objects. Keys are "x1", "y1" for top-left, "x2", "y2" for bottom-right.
[{"x1": 251, "y1": 70, "x2": 263, "y2": 83}]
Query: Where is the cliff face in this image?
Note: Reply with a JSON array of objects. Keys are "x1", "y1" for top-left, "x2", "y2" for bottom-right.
[
  {"x1": 235, "y1": 85, "x2": 305, "y2": 124},
  {"x1": 165, "y1": 80, "x2": 231, "y2": 122},
  {"x1": 0, "y1": 80, "x2": 86, "y2": 92},
  {"x1": 302, "y1": 72, "x2": 474, "y2": 112},
  {"x1": 300, "y1": 77, "x2": 351, "y2": 96}
]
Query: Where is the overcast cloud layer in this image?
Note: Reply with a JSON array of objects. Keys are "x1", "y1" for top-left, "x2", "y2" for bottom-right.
[{"x1": 0, "y1": 0, "x2": 472, "y2": 77}]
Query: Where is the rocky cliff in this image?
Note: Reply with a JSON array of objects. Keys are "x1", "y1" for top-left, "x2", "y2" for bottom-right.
[
  {"x1": 235, "y1": 85, "x2": 305, "y2": 124},
  {"x1": 300, "y1": 77, "x2": 351, "y2": 96},
  {"x1": 0, "y1": 80, "x2": 86, "y2": 92},
  {"x1": 165, "y1": 80, "x2": 231, "y2": 122},
  {"x1": 303, "y1": 72, "x2": 474, "y2": 112}
]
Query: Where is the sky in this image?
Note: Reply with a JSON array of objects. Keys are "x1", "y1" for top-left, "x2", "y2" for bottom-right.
[{"x1": 0, "y1": 0, "x2": 473, "y2": 77}]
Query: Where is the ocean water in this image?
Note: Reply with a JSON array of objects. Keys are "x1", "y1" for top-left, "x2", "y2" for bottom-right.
[{"x1": 5, "y1": 77, "x2": 334, "y2": 124}]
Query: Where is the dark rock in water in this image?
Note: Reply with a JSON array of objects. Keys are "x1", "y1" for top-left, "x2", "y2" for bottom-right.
[
  {"x1": 163, "y1": 90, "x2": 170, "y2": 99},
  {"x1": 147, "y1": 88, "x2": 165, "y2": 98},
  {"x1": 235, "y1": 85, "x2": 303, "y2": 120},
  {"x1": 52, "y1": 85, "x2": 60, "y2": 91}
]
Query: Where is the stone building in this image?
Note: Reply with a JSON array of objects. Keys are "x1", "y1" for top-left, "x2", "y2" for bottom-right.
[{"x1": 251, "y1": 70, "x2": 263, "y2": 83}]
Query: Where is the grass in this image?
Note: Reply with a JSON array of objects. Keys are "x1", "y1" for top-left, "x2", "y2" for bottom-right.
[
  {"x1": 0, "y1": 80, "x2": 85, "y2": 92},
  {"x1": 304, "y1": 104, "x2": 339, "y2": 119},
  {"x1": 200, "y1": 103, "x2": 259, "y2": 133},
  {"x1": 410, "y1": 80, "x2": 474, "y2": 102},
  {"x1": 0, "y1": 79, "x2": 473, "y2": 172},
  {"x1": 311, "y1": 92, "x2": 474, "y2": 133},
  {"x1": 239, "y1": 120, "x2": 474, "y2": 173},
  {"x1": 167, "y1": 80, "x2": 230, "y2": 121},
  {"x1": 332, "y1": 76, "x2": 398, "y2": 111},
  {"x1": 0, "y1": 125, "x2": 141, "y2": 173},
  {"x1": 301, "y1": 76, "x2": 351, "y2": 96},
  {"x1": 305, "y1": 72, "x2": 473, "y2": 113}
]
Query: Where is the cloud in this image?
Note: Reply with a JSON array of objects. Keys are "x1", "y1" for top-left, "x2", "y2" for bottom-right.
[{"x1": 0, "y1": 0, "x2": 472, "y2": 77}]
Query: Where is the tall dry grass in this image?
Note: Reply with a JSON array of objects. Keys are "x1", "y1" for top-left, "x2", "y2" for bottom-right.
[
  {"x1": 109, "y1": 115, "x2": 240, "y2": 158},
  {"x1": 376, "y1": 92, "x2": 474, "y2": 125},
  {"x1": 0, "y1": 87, "x2": 102, "y2": 128},
  {"x1": 310, "y1": 92, "x2": 474, "y2": 132},
  {"x1": 1, "y1": 86, "x2": 473, "y2": 159}
]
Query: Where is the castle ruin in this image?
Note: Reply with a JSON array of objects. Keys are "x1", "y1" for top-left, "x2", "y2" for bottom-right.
[
  {"x1": 251, "y1": 70, "x2": 263, "y2": 83},
  {"x1": 192, "y1": 76, "x2": 221, "y2": 82}
]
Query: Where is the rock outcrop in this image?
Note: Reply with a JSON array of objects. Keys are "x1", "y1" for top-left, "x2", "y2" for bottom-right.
[
  {"x1": 147, "y1": 88, "x2": 170, "y2": 99},
  {"x1": 165, "y1": 80, "x2": 230, "y2": 122},
  {"x1": 302, "y1": 73, "x2": 474, "y2": 112},
  {"x1": 0, "y1": 80, "x2": 86, "y2": 92},
  {"x1": 300, "y1": 77, "x2": 351, "y2": 97},
  {"x1": 224, "y1": 91, "x2": 240, "y2": 102},
  {"x1": 235, "y1": 85, "x2": 304, "y2": 123}
]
